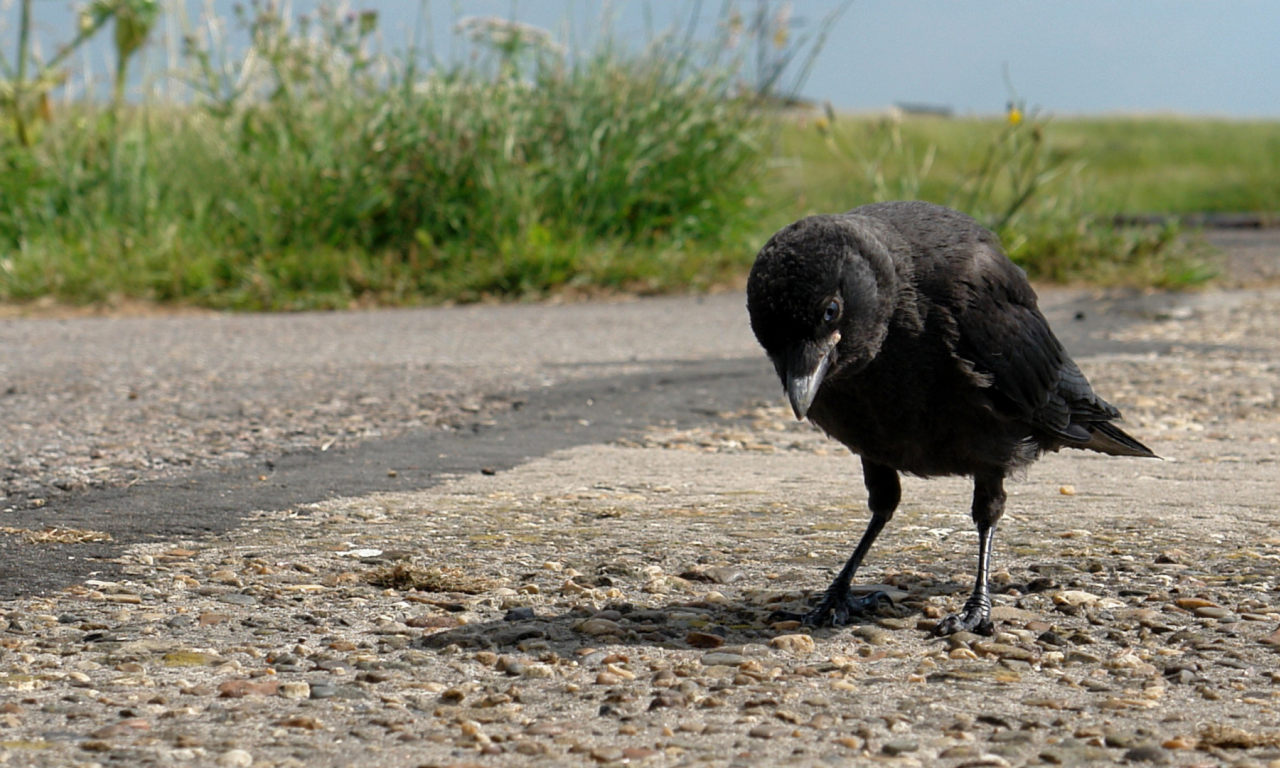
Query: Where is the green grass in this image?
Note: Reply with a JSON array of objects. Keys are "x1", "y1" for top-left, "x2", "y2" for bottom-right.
[
  {"x1": 0, "y1": 10, "x2": 768, "y2": 309},
  {"x1": 774, "y1": 114, "x2": 1280, "y2": 218},
  {"x1": 0, "y1": 5, "x2": 1270, "y2": 309},
  {"x1": 766, "y1": 112, "x2": 1251, "y2": 286}
]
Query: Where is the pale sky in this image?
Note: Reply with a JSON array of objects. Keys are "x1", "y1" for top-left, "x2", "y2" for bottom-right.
[{"x1": 15, "y1": 0, "x2": 1280, "y2": 116}]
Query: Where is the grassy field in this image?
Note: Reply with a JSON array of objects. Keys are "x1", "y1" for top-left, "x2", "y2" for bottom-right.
[
  {"x1": 1, "y1": 5, "x2": 1273, "y2": 310},
  {"x1": 776, "y1": 114, "x2": 1280, "y2": 218}
]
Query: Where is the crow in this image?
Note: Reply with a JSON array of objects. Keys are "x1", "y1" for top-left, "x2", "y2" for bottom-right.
[{"x1": 746, "y1": 201, "x2": 1154, "y2": 636}]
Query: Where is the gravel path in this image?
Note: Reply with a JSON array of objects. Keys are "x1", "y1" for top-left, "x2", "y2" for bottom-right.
[
  {"x1": 0, "y1": 296, "x2": 754, "y2": 511},
  {"x1": 0, "y1": 286, "x2": 1276, "y2": 766},
  {"x1": 2, "y1": 224, "x2": 1280, "y2": 768}
]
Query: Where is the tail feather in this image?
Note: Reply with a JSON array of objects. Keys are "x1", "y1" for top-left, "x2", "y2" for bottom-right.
[{"x1": 1080, "y1": 421, "x2": 1158, "y2": 458}]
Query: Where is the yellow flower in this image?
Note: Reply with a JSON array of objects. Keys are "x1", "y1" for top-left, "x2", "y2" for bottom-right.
[{"x1": 1008, "y1": 107, "x2": 1023, "y2": 126}]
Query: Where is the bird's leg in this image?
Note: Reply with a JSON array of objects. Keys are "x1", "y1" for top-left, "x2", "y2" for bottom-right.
[
  {"x1": 802, "y1": 460, "x2": 900, "y2": 627},
  {"x1": 933, "y1": 472, "x2": 1006, "y2": 637}
]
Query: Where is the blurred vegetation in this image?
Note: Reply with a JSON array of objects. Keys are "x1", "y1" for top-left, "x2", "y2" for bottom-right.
[
  {"x1": 0, "y1": 1, "x2": 1249, "y2": 310},
  {"x1": 773, "y1": 107, "x2": 1224, "y2": 287}
]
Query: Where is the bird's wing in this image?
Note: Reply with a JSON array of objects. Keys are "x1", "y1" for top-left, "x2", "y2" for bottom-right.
[{"x1": 946, "y1": 248, "x2": 1110, "y2": 440}]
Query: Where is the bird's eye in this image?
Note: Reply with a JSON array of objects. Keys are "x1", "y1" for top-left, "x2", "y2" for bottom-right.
[{"x1": 823, "y1": 299, "x2": 840, "y2": 323}]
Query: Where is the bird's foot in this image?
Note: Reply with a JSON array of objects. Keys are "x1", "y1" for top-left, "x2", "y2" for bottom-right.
[
  {"x1": 931, "y1": 595, "x2": 993, "y2": 637},
  {"x1": 798, "y1": 588, "x2": 895, "y2": 628}
]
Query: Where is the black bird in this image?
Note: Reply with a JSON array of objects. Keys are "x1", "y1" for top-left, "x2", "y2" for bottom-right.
[{"x1": 746, "y1": 201, "x2": 1154, "y2": 636}]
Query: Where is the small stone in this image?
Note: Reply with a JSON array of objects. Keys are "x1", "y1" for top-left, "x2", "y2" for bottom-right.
[
  {"x1": 1194, "y1": 606, "x2": 1232, "y2": 620},
  {"x1": 218, "y1": 593, "x2": 256, "y2": 607},
  {"x1": 309, "y1": 683, "x2": 337, "y2": 699},
  {"x1": 701, "y1": 652, "x2": 746, "y2": 667},
  {"x1": 973, "y1": 642, "x2": 1037, "y2": 662},
  {"x1": 878, "y1": 617, "x2": 914, "y2": 630},
  {"x1": 749, "y1": 724, "x2": 789, "y2": 739},
  {"x1": 218, "y1": 679, "x2": 280, "y2": 698},
  {"x1": 504, "y1": 607, "x2": 536, "y2": 622},
  {"x1": 520, "y1": 664, "x2": 554, "y2": 679},
  {"x1": 852, "y1": 626, "x2": 890, "y2": 645},
  {"x1": 526, "y1": 722, "x2": 567, "y2": 736},
  {"x1": 89, "y1": 719, "x2": 151, "y2": 739},
  {"x1": 1166, "y1": 668, "x2": 1198, "y2": 686},
  {"x1": 650, "y1": 692, "x2": 687, "y2": 709},
  {"x1": 276, "y1": 716, "x2": 324, "y2": 730},
  {"x1": 578, "y1": 618, "x2": 622, "y2": 636},
  {"x1": 218, "y1": 749, "x2": 253, "y2": 768},
  {"x1": 957, "y1": 755, "x2": 1011, "y2": 767},
  {"x1": 198, "y1": 613, "x2": 232, "y2": 627},
  {"x1": 686, "y1": 631, "x2": 725, "y2": 649},
  {"x1": 278, "y1": 682, "x2": 310, "y2": 699},
  {"x1": 162, "y1": 651, "x2": 223, "y2": 667},
  {"x1": 590, "y1": 747, "x2": 625, "y2": 763},
  {"x1": 1173, "y1": 597, "x2": 1216, "y2": 610},
  {"x1": 1054, "y1": 590, "x2": 1101, "y2": 606},
  {"x1": 882, "y1": 739, "x2": 919, "y2": 756},
  {"x1": 704, "y1": 566, "x2": 747, "y2": 584},
  {"x1": 1123, "y1": 745, "x2": 1169, "y2": 764},
  {"x1": 769, "y1": 634, "x2": 816, "y2": 654},
  {"x1": 1039, "y1": 744, "x2": 1112, "y2": 765}
]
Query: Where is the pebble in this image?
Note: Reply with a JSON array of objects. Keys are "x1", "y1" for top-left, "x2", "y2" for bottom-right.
[
  {"x1": 703, "y1": 566, "x2": 747, "y2": 584},
  {"x1": 769, "y1": 634, "x2": 815, "y2": 654},
  {"x1": 308, "y1": 683, "x2": 337, "y2": 699},
  {"x1": 278, "y1": 682, "x2": 310, "y2": 699},
  {"x1": 882, "y1": 739, "x2": 919, "y2": 755},
  {"x1": 701, "y1": 652, "x2": 746, "y2": 667},
  {"x1": 748, "y1": 724, "x2": 790, "y2": 739},
  {"x1": 218, "y1": 593, "x2": 257, "y2": 607},
  {"x1": 1123, "y1": 745, "x2": 1170, "y2": 763},
  {"x1": 1054, "y1": 590, "x2": 1101, "y2": 606},
  {"x1": 578, "y1": 618, "x2": 623, "y2": 636},
  {"x1": 218, "y1": 749, "x2": 254, "y2": 768},
  {"x1": 852, "y1": 626, "x2": 890, "y2": 645},
  {"x1": 590, "y1": 746, "x2": 625, "y2": 762},
  {"x1": 217, "y1": 679, "x2": 280, "y2": 698},
  {"x1": 1194, "y1": 606, "x2": 1233, "y2": 620},
  {"x1": 956, "y1": 755, "x2": 1012, "y2": 768},
  {"x1": 973, "y1": 642, "x2": 1037, "y2": 662},
  {"x1": 686, "y1": 631, "x2": 725, "y2": 648}
]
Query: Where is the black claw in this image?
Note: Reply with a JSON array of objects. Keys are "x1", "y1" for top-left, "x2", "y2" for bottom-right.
[
  {"x1": 931, "y1": 595, "x2": 994, "y2": 637},
  {"x1": 803, "y1": 589, "x2": 894, "y2": 627}
]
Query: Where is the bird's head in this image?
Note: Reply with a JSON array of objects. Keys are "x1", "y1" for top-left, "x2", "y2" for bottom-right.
[{"x1": 746, "y1": 214, "x2": 900, "y2": 421}]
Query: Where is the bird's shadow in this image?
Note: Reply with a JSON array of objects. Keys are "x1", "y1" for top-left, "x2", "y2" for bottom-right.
[{"x1": 411, "y1": 584, "x2": 963, "y2": 660}]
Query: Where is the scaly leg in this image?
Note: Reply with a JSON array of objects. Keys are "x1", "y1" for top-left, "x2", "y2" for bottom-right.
[
  {"x1": 932, "y1": 472, "x2": 1006, "y2": 637},
  {"x1": 803, "y1": 460, "x2": 900, "y2": 627}
]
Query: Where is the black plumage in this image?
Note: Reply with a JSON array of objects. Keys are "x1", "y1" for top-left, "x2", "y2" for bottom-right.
[{"x1": 746, "y1": 201, "x2": 1154, "y2": 635}]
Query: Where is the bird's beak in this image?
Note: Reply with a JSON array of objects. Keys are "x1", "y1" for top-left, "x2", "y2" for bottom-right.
[{"x1": 785, "y1": 333, "x2": 840, "y2": 420}]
